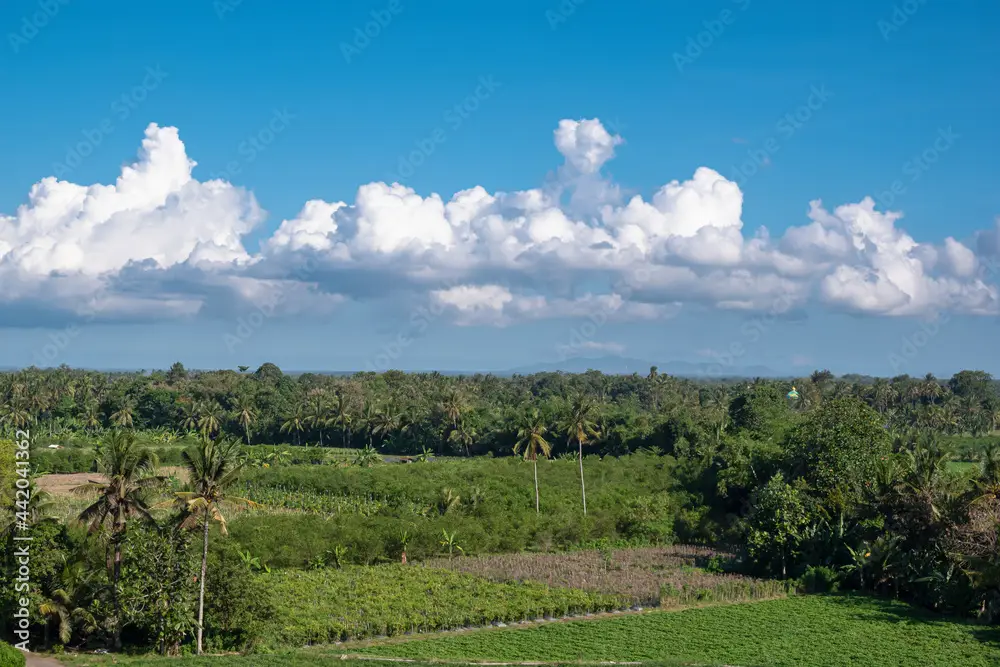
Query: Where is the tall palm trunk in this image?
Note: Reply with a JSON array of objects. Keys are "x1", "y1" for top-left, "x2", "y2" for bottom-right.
[
  {"x1": 533, "y1": 456, "x2": 540, "y2": 514},
  {"x1": 112, "y1": 533, "x2": 123, "y2": 649},
  {"x1": 197, "y1": 510, "x2": 209, "y2": 655},
  {"x1": 577, "y1": 440, "x2": 587, "y2": 516}
]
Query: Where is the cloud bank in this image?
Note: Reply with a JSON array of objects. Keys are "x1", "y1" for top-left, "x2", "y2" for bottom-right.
[{"x1": 1, "y1": 119, "x2": 997, "y2": 328}]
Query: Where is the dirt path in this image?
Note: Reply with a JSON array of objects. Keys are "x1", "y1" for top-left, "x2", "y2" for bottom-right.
[
  {"x1": 25, "y1": 654, "x2": 65, "y2": 667},
  {"x1": 37, "y1": 467, "x2": 187, "y2": 496}
]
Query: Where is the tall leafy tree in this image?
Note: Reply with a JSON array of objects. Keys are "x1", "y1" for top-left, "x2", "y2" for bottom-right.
[
  {"x1": 110, "y1": 402, "x2": 135, "y2": 429},
  {"x1": 280, "y1": 407, "x2": 306, "y2": 446},
  {"x1": 72, "y1": 430, "x2": 164, "y2": 648},
  {"x1": 232, "y1": 394, "x2": 257, "y2": 446},
  {"x1": 167, "y1": 437, "x2": 256, "y2": 655},
  {"x1": 558, "y1": 397, "x2": 600, "y2": 515},
  {"x1": 1, "y1": 400, "x2": 32, "y2": 433},
  {"x1": 330, "y1": 392, "x2": 353, "y2": 448},
  {"x1": 305, "y1": 393, "x2": 328, "y2": 446},
  {"x1": 746, "y1": 473, "x2": 808, "y2": 578},
  {"x1": 514, "y1": 409, "x2": 552, "y2": 513},
  {"x1": 197, "y1": 401, "x2": 224, "y2": 441}
]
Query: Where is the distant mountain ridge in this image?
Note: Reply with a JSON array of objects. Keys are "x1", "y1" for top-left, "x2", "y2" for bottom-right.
[{"x1": 501, "y1": 356, "x2": 782, "y2": 378}]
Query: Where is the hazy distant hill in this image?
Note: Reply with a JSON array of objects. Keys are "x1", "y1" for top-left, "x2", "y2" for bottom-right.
[{"x1": 502, "y1": 356, "x2": 781, "y2": 378}]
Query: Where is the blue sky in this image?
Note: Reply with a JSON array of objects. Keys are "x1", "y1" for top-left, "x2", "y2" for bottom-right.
[{"x1": 0, "y1": 0, "x2": 997, "y2": 376}]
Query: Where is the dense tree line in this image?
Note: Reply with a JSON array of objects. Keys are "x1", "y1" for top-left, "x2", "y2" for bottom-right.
[{"x1": 1, "y1": 363, "x2": 999, "y2": 455}]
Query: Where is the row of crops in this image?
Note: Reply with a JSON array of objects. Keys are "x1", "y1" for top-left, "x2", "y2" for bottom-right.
[{"x1": 258, "y1": 565, "x2": 626, "y2": 647}]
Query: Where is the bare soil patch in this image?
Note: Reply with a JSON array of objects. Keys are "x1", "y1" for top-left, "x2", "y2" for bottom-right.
[
  {"x1": 424, "y1": 546, "x2": 788, "y2": 607},
  {"x1": 37, "y1": 467, "x2": 188, "y2": 496}
]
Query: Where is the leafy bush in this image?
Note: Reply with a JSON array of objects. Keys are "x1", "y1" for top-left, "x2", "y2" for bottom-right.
[
  {"x1": 203, "y1": 540, "x2": 277, "y2": 652},
  {"x1": 798, "y1": 566, "x2": 841, "y2": 594},
  {"x1": 616, "y1": 493, "x2": 675, "y2": 544},
  {"x1": 0, "y1": 641, "x2": 24, "y2": 667}
]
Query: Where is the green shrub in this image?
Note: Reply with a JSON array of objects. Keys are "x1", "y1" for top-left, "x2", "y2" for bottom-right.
[
  {"x1": 0, "y1": 641, "x2": 25, "y2": 667},
  {"x1": 799, "y1": 565, "x2": 841, "y2": 593},
  {"x1": 616, "y1": 493, "x2": 675, "y2": 544}
]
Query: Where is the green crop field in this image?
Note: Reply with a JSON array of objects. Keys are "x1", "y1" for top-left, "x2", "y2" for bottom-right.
[
  {"x1": 55, "y1": 656, "x2": 445, "y2": 667},
  {"x1": 260, "y1": 564, "x2": 624, "y2": 648},
  {"x1": 356, "y1": 595, "x2": 1000, "y2": 666}
]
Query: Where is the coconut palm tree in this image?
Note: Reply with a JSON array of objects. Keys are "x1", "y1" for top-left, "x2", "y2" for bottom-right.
[
  {"x1": 167, "y1": 437, "x2": 256, "y2": 655},
  {"x1": 280, "y1": 407, "x2": 306, "y2": 446},
  {"x1": 39, "y1": 558, "x2": 97, "y2": 648},
  {"x1": 514, "y1": 408, "x2": 552, "y2": 513},
  {"x1": 232, "y1": 394, "x2": 257, "y2": 445},
  {"x1": 180, "y1": 400, "x2": 201, "y2": 434},
  {"x1": 197, "y1": 401, "x2": 224, "y2": 441},
  {"x1": 371, "y1": 403, "x2": 403, "y2": 448},
  {"x1": 82, "y1": 401, "x2": 102, "y2": 433},
  {"x1": 439, "y1": 388, "x2": 466, "y2": 432},
  {"x1": 306, "y1": 394, "x2": 328, "y2": 446},
  {"x1": 330, "y1": 392, "x2": 353, "y2": 448},
  {"x1": 360, "y1": 400, "x2": 378, "y2": 448},
  {"x1": 558, "y1": 397, "x2": 601, "y2": 515},
  {"x1": 109, "y1": 402, "x2": 135, "y2": 429},
  {"x1": 72, "y1": 430, "x2": 164, "y2": 648},
  {"x1": 1, "y1": 400, "x2": 32, "y2": 434},
  {"x1": 447, "y1": 423, "x2": 477, "y2": 457}
]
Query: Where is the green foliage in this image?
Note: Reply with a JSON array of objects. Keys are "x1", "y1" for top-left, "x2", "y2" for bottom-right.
[
  {"x1": 15, "y1": 366, "x2": 1000, "y2": 657},
  {"x1": 745, "y1": 473, "x2": 808, "y2": 577},
  {"x1": 786, "y1": 397, "x2": 891, "y2": 509},
  {"x1": 359, "y1": 595, "x2": 1000, "y2": 666},
  {"x1": 258, "y1": 565, "x2": 624, "y2": 647},
  {"x1": 615, "y1": 492, "x2": 675, "y2": 544},
  {"x1": 118, "y1": 522, "x2": 197, "y2": 654},
  {"x1": 228, "y1": 455, "x2": 684, "y2": 566},
  {"x1": 0, "y1": 641, "x2": 24, "y2": 667},
  {"x1": 728, "y1": 383, "x2": 794, "y2": 440},
  {"x1": 798, "y1": 565, "x2": 841, "y2": 593},
  {"x1": 202, "y1": 540, "x2": 276, "y2": 653},
  {"x1": 0, "y1": 441, "x2": 16, "y2": 509}
]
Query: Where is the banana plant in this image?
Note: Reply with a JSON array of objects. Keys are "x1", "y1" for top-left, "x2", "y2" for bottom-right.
[{"x1": 440, "y1": 529, "x2": 464, "y2": 560}]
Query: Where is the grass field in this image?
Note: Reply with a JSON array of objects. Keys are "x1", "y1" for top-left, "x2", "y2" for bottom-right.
[
  {"x1": 54, "y1": 656, "x2": 448, "y2": 667},
  {"x1": 50, "y1": 595, "x2": 1000, "y2": 666},
  {"x1": 355, "y1": 595, "x2": 1000, "y2": 666}
]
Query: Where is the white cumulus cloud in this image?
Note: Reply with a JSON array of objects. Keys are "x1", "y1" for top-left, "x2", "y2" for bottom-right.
[{"x1": 1, "y1": 118, "x2": 997, "y2": 329}]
